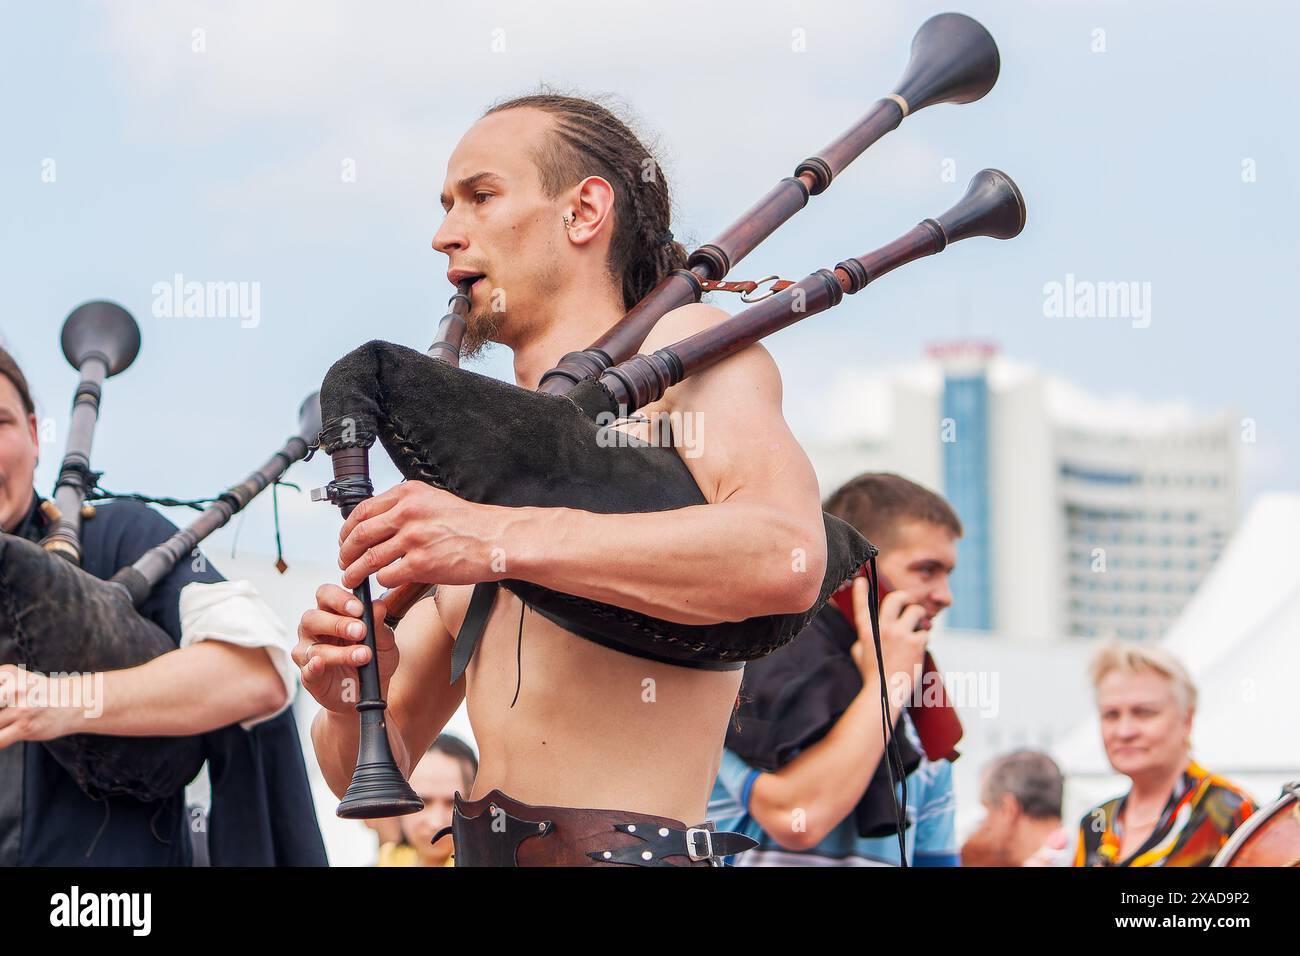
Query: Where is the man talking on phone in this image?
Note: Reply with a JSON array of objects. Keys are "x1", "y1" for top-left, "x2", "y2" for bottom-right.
[{"x1": 708, "y1": 472, "x2": 962, "y2": 866}]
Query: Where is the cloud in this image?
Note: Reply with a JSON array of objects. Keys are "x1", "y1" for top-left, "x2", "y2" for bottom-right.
[
  {"x1": 96, "y1": 0, "x2": 942, "y2": 223},
  {"x1": 98, "y1": 0, "x2": 911, "y2": 130}
]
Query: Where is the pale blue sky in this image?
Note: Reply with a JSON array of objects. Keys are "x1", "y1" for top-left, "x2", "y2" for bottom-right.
[{"x1": 2, "y1": 0, "x2": 1295, "y2": 567}]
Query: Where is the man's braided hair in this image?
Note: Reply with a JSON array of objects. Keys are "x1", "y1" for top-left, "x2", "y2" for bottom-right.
[{"x1": 484, "y1": 92, "x2": 689, "y2": 311}]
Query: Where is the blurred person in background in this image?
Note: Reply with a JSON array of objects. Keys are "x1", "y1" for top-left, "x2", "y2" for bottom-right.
[
  {"x1": 1074, "y1": 641, "x2": 1254, "y2": 867},
  {"x1": 377, "y1": 734, "x2": 477, "y2": 867},
  {"x1": 961, "y1": 749, "x2": 1070, "y2": 866},
  {"x1": 709, "y1": 473, "x2": 961, "y2": 865}
]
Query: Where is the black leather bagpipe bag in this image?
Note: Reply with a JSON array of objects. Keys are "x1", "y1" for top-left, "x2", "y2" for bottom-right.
[
  {"x1": 0, "y1": 532, "x2": 205, "y2": 800},
  {"x1": 319, "y1": 340, "x2": 875, "y2": 666}
]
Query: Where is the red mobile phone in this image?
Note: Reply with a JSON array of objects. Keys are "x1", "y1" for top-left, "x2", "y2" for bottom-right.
[
  {"x1": 829, "y1": 564, "x2": 875, "y2": 622},
  {"x1": 831, "y1": 565, "x2": 926, "y2": 628}
]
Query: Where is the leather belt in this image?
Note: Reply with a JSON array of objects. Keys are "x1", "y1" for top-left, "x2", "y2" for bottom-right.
[{"x1": 439, "y1": 788, "x2": 757, "y2": 867}]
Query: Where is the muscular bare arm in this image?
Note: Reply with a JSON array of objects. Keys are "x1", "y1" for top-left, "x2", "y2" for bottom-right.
[
  {"x1": 0, "y1": 644, "x2": 286, "y2": 746},
  {"x1": 744, "y1": 584, "x2": 931, "y2": 850},
  {"x1": 746, "y1": 674, "x2": 911, "y2": 850}
]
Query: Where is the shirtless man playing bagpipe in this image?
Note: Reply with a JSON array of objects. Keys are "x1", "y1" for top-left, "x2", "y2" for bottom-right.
[{"x1": 296, "y1": 14, "x2": 1024, "y2": 866}]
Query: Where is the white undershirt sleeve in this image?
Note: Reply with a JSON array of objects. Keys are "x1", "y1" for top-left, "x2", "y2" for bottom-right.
[{"x1": 178, "y1": 580, "x2": 298, "y2": 731}]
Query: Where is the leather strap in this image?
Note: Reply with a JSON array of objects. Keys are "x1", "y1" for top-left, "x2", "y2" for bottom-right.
[
  {"x1": 589, "y1": 821, "x2": 757, "y2": 867},
  {"x1": 449, "y1": 788, "x2": 757, "y2": 867},
  {"x1": 451, "y1": 801, "x2": 554, "y2": 867},
  {"x1": 698, "y1": 275, "x2": 795, "y2": 301},
  {"x1": 449, "y1": 580, "x2": 499, "y2": 683}
]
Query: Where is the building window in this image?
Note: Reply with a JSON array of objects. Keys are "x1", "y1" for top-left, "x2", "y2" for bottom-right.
[{"x1": 941, "y1": 374, "x2": 993, "y2": 631}]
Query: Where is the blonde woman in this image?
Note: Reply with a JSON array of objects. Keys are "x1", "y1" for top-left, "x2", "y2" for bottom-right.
[{"x1": 1075, "y1": 641, "x2": 1254, "y2": 866}]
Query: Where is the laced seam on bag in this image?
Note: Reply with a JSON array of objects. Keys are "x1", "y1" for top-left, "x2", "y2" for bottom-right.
[{"x1": 373, "y1": 375, "x2": 453, "y2": 491}]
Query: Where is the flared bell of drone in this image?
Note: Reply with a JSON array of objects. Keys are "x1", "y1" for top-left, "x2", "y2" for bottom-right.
[
  {"x1": 298, "y1": 390, "x2": 322, "y2": 442},
  {"x1": 892, "y1": 12, "x2": 1001, "y2": 114},
  {"x1": 936, "y1": 169, "x2": 1027, "y2": 244},
  {"x1": 336, "y1": 708, "x2": 424, "y2": 819},
  {"x1": 60, "y1": 300, "x2": 141, "y2": 376}
]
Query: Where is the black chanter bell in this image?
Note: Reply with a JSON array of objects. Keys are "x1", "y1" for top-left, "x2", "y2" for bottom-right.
[
  {"x1": 60, "y1": 300, "x2": 142, "y2": 375},
  {"x1": 314, "y1": 442, "x2": 424, "y2": 819}
]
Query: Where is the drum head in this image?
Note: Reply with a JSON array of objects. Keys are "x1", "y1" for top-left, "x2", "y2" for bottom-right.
[{"x1": 1212, "y1": 783, "x2": 1300, "y2": 867}]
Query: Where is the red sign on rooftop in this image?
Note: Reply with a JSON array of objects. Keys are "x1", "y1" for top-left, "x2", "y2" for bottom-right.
[{"x1": 925, "y1": 340, "x2": 999, "y2": 361}]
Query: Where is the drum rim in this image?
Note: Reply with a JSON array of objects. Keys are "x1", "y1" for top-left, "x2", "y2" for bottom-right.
[{"x1": 1210, "y1": 781, "x2": 1299, "y2": 867}]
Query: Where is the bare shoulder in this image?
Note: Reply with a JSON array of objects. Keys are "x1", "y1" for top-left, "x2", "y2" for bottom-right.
[
  {"x1": 639, "y1": 302, "x2": 730, "y2": 354},
  {"x1": 641, "y1": 301, "x2": 783, "y2": 408}
]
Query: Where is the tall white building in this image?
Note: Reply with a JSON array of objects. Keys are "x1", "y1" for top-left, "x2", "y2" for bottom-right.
[{"x1": 802, "y1": 342, "x2": 1239, "y2": 642}]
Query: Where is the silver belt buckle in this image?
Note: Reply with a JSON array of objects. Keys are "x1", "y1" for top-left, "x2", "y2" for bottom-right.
[{"x1": 686, "y1": 827, "x2": 713, "y2": 861}]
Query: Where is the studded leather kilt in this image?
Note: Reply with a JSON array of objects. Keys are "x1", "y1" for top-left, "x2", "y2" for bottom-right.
[{"x1": 441, "y1": 788, "x2": 757, "y2": 867}]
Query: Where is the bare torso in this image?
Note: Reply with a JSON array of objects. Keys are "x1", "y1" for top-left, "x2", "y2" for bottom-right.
[
  {"x1": 434, "y1": 584, "x2": 741, "y2": 824},
  {"x1": 432, "y1": 407, "x2": 743, "y2": 824}
]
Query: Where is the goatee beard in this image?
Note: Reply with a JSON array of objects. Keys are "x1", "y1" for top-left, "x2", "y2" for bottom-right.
[{"x1": 460, "y1": 309, "x2": 504, "y2": 361}]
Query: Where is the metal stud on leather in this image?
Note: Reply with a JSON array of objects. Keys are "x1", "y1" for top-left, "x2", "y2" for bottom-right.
[{"x1": 587, "y1": 822, "x2": 757, "y2": 867}]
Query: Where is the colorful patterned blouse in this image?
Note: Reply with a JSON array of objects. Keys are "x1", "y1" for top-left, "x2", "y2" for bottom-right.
[{"x1": 1074, "y1": 761, "x2": 1255, "y2": 867}]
